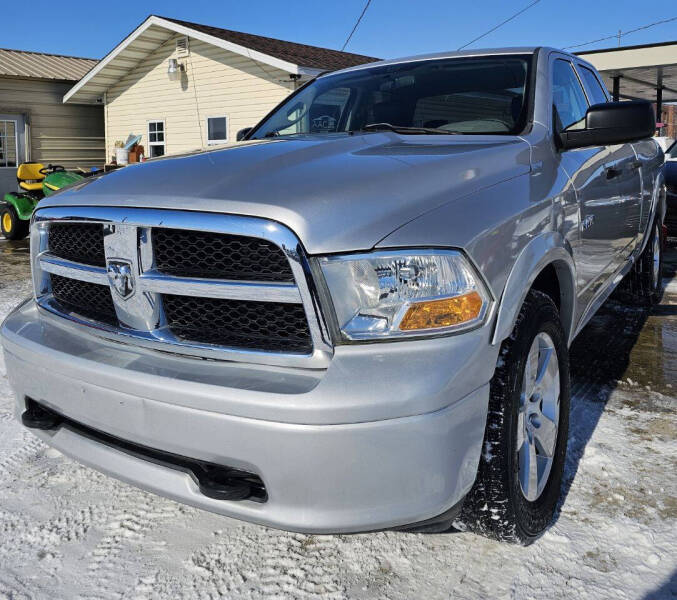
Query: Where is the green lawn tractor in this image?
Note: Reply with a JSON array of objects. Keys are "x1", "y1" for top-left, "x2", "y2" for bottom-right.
[{"x1": 1, "y1": 163, "x2": 86, "y2": 240}]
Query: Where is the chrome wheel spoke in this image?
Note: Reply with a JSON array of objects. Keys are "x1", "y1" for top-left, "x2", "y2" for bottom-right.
[
  {"x1": 516, "y1": 410, "x2": 526, "y2": 448},
  {"x1": 522, "y1": 340, "x2": 539, "y2": 400},
  {"x1": 533, "y1": 413, "x2": 558, "y2": 458},
  {"x1": 518, "y1": 435, "x2": 539, "y2": 502}
]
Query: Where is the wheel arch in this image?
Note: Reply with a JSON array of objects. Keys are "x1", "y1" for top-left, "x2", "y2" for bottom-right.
[{"x1": 491, "y1": 232, "x2": 576, "y2": 347}]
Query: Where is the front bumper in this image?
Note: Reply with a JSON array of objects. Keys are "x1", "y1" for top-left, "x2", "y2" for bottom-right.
[{"x1": 1, "y1": 299, "x2": 493, "y2": 533}]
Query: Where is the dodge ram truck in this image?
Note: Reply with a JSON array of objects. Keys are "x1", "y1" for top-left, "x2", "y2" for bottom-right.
[{"x1": 0, "y1": 47, "x2": 665, "y2": 544}]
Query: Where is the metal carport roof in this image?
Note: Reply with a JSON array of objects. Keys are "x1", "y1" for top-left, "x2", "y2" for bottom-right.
[
  {"x1": 0, "y1": 48, "x2": 97, "y2": 82},
  {"x1": 578, "y1": 40, "x2": 677, "y2": 124}
]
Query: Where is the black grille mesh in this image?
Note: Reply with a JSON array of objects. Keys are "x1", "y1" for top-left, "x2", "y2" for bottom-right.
[
  {"x1": 152, "y1": 229, "x2": 294, "y2": 281},
  {"x1": 49, "y1": 223, "x2": 105, "y2": 267},
  {"x1": 50, "y1": 274, "x2": 117, "y2": 325},
  {"x1": 162, "y1": 295, "x2": 312, "y2": 353},
  {"x1": 44, "y1": 224, "x2": 313, "y2": 354}
]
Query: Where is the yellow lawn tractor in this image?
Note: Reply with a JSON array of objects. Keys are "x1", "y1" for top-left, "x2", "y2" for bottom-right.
[{"x1": 1, "y1": 163, "x2": 86, "y2": 240}]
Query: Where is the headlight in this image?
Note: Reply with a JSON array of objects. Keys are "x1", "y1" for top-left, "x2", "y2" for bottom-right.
[{"x1": 317, "y1": 250, "x2": 491, "y2": 341}]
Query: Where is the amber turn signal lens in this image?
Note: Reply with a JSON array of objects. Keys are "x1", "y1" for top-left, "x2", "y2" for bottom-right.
[{"x1": 399, "y1": 291, "x2": 484, "y2": 331}]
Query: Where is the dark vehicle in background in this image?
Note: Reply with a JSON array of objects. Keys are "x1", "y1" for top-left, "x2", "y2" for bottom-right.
[
  {"x1": 665, "y1": 160, "x2": 677, "y2": 235},
  {"x1": 666, "y1": 142, "x2": 677, "y2": 235}
]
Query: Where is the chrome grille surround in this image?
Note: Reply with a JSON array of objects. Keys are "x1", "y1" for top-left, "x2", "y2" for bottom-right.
[{"x1": 31, "y1": 207, "x2": 333, "y2": 368}]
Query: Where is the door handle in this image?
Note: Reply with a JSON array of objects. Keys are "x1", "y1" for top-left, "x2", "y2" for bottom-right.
[{"x1": 605, "y1": 167, "x2": 622, "y2": 179}]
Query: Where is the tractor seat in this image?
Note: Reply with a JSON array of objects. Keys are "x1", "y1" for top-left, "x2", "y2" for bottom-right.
[
  {"x1": 16, "y1": 163, "x2": 45, "y2": 191},
  {"x1": 19, "y1": 181, "x2": 44, "y2": 191}
]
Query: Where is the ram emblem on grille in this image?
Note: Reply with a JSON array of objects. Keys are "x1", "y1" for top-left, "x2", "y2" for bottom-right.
[{"x1": 106, "y1": 260, "x2": 135, "y2": 299}]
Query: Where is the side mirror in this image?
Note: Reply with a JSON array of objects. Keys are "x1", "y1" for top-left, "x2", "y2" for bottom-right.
[
  {"x1": 237, "y1": 127, "x2": 253, "y2": 141},
  {"x1": 558, "y1": 101, "x2": 655, "y2": 150}
]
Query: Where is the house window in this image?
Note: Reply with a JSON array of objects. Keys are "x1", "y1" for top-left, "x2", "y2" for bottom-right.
[
  {"x1": 148, "y1": 120, "x2": 165, "y2": 157},
  {"x1": 0, "y1": 120, "x2": 18, "y2": 168},
  {"x1": 207, "y1": 116, "x2": 228, "y2": 145}
]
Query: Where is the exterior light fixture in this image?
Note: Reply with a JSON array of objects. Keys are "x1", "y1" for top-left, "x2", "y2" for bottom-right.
[{"x1": 167, "y1": 58, "x2": 184, "y2": 81}]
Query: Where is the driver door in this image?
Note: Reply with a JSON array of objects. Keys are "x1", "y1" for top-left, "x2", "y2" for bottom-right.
[{"x1": 552, "y1": 58, "x2": 631, "y2": 306}]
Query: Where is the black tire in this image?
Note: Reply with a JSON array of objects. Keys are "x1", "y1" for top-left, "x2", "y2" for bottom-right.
[
  {"x1": 1, "y1": 205, "x2": 29, "y2": 240},
  {"x1": 460, "y1": 290, "x2": 570, "y2": 545},
  {"x1": 627, "y1": 219, "x2": 663, "y2": 306}
]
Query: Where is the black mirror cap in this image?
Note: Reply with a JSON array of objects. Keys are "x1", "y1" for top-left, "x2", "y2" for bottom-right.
[
  {"x1": 559, "y1": 101, "x2": 655, "y2": 150},
  {"x1": 236, "y1": 127, "x2": 253, "y2": 141}
]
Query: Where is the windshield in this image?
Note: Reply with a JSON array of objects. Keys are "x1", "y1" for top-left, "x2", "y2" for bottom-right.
[{"x1": 250, "y1": 55, "x2": 532, "y2": 139}]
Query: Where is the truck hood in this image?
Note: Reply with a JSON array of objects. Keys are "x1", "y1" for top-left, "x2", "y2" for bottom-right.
[{"x1": 42, "y1": 132, "x2": 531, "y2": 254}]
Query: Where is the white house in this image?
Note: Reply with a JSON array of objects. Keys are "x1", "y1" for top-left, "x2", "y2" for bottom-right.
[{"x1": 63, "y1": 15, "x2": 378, "y2": 161}]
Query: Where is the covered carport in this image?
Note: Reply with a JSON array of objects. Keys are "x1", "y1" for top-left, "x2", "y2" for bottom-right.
[{"x1": 578, "y1": 40, "x2": 677, "y2": 133}]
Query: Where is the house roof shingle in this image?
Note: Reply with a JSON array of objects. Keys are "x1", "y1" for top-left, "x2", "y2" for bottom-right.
[
  {"x1": 162, "y1": 16, "x2": 379, "y2": 71},
  {"x1": 0, "y1": 47, "x2": 98, "y2": 81}
]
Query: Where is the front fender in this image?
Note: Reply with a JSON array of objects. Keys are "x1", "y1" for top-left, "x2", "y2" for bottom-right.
[{"x1": 491, "y1": 232, "x2": 577, "y2": 346}]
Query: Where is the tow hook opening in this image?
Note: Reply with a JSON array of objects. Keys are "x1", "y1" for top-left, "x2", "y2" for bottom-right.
[{"x1": 22, "y1": 398, "x2": 62, "y2": 430}]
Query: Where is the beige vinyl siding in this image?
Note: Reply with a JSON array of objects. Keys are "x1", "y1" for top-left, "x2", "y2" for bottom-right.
[
  {"x1": 0, "y1": 77, "x2": 104, "y2": 168},
  {"x1": 105, "y1": 35, "x2": 296, "y2": 159}
]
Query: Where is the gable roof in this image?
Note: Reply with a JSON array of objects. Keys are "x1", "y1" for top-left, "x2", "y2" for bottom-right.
[
  {"x1": 0, "y1": 47, "x2": 98, "y2": 82},
  {"x1": 162, "y1": 17, "x2": 378, "y2": 72},
  {"x1": 64, "y1": 15, "x2": 379, "y2": 104}
]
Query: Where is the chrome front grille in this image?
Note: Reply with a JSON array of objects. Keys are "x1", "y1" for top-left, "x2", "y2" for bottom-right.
[
  {"x1": 153, "y1": 228, "x2": 294, "y2": 281},
  {"x1": 50, "y1": 274, "x2": 118, "y2": 325},
  {"x1": 31, "y1": 207, "x2": 332, "y2": 368},
  {"x1": 162, "y1": 295, "x2": 312, "y2": 352},
  {"x1": 48, "y1": 222, "x2": 106, "y2": 267}
]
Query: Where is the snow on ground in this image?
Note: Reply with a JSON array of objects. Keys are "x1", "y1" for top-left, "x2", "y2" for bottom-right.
[{"x1": 0, "y1": 237, "x2": 675, "y2": 600}]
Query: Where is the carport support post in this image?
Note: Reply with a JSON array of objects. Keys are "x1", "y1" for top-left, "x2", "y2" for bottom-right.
[
  {"x1": 656, "y1": 86, "x2": 663, "y2": 133},
  {"x1": 612, "y1": 76, "x2": 621, "y2": 102}
]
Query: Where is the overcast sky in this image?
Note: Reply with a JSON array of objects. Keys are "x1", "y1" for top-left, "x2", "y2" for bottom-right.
[{"x1": 4, "y1": 0, "x2": 676, "y2": 60}]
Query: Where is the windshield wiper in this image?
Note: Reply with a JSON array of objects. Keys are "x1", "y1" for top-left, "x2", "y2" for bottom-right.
[{"x1": 357, "y1": 123, "x2": 460, "y2": 135}]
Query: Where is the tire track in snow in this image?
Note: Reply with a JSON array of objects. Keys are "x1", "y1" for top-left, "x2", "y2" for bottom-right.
[
  {"x1": 0, "y1": 434, "x2": 42, "y2": 481},
  {"x1": 83, "y1": 490, "x2": 188, "y2": 599},
  {"x1": 141, "y1": 529, "x2": 351, "y2": 599},
  {"x1": 0, "y1": 504, "x2": 107, "y2": 556}
]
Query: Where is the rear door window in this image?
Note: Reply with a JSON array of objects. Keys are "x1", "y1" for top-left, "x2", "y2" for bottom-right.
[{"x1": 576, "y1": 65, "x2": 609, "y2": 105}]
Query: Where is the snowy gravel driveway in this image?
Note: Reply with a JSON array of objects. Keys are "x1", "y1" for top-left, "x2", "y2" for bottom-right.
[{"x1": 1, "y1": 237, "x2": 676, "y2": 600}]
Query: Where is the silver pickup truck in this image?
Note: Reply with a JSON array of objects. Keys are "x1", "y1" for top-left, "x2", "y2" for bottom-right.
[{"x1": 1, "y1": 47, "x2": 665, "y2": 544}]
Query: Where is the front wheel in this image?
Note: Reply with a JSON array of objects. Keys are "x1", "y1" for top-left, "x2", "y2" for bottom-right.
[
  {"x1": 460, "y1": 290, "x2": 570, "y2": 545},
  {"x1": 1, "y1": 205, "x2": 29, "y2": 240}
]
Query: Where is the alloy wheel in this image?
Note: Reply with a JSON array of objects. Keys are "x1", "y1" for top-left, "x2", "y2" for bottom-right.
[
  {"x1": 652, "y1": 224, "x2": 661, "y2": 289},
  {"x1": 517, "y1": 332, "x2": 560, "y2": 502}
]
